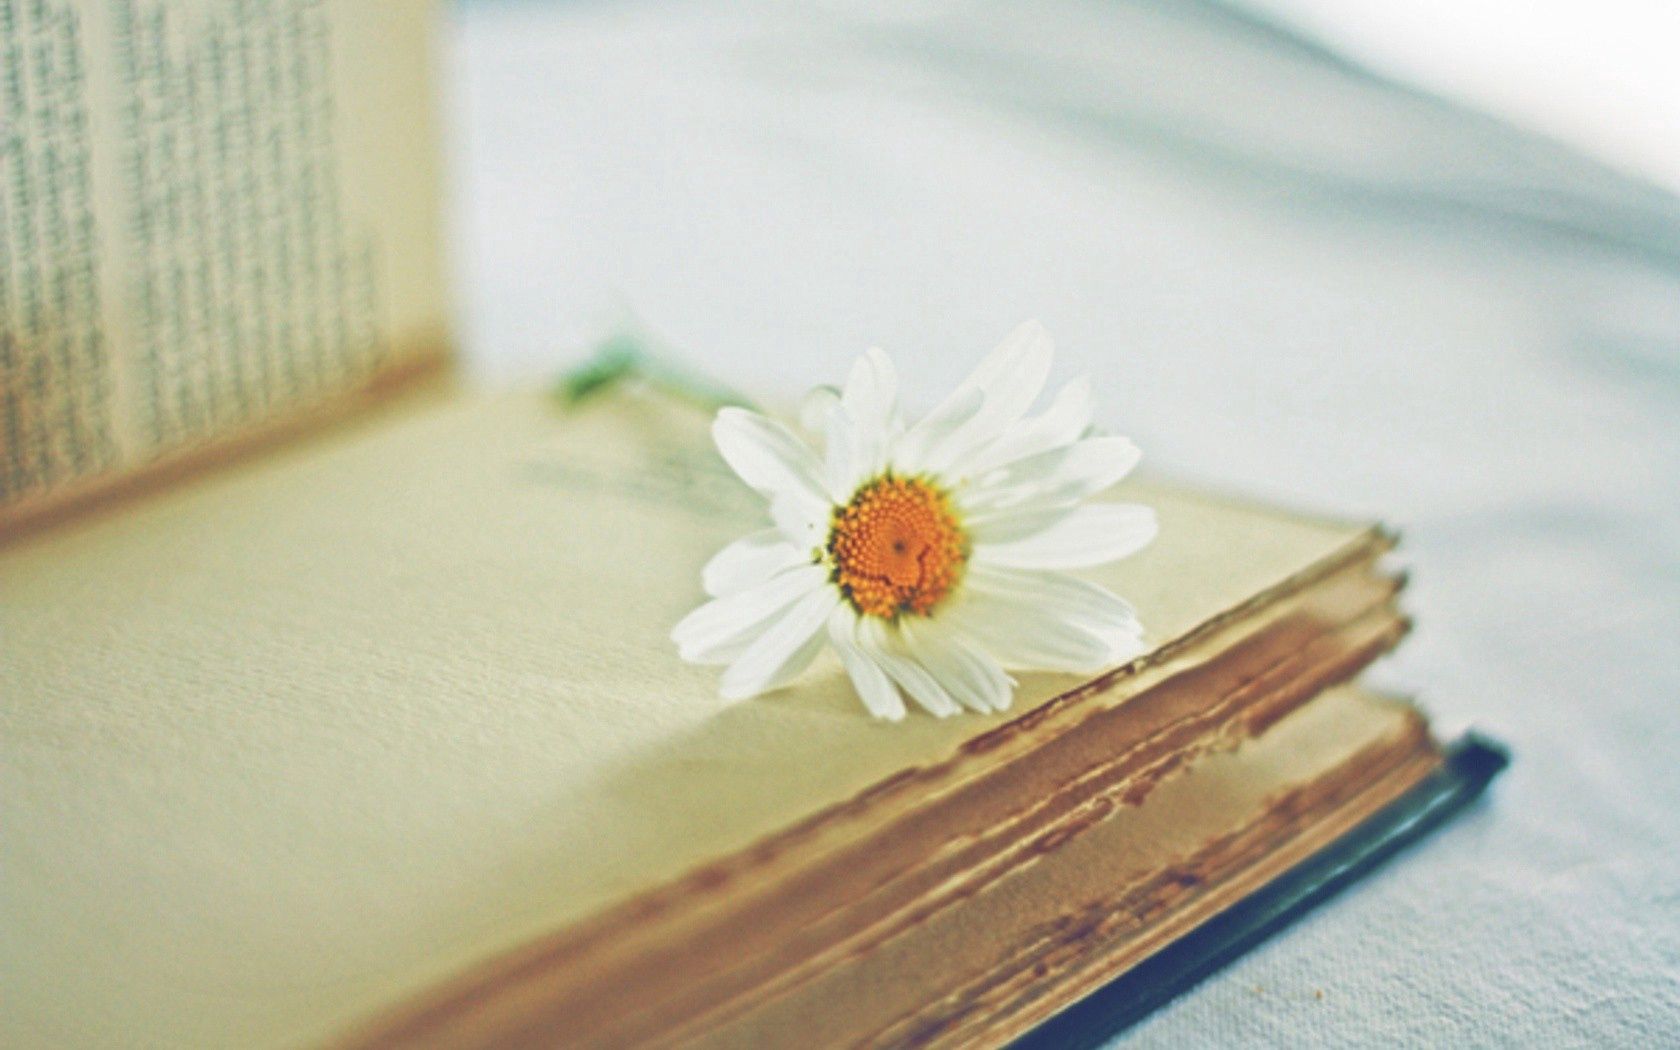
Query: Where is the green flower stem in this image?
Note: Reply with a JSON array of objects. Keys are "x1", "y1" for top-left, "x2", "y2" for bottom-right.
[{"x1": 554, "y1": 332, "x2": 757, "y2": 414}]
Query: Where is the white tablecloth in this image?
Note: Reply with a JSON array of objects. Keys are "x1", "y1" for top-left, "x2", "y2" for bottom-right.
[{"x1": 448, "y1": 2, "x2": 1680, "y2": 1044}]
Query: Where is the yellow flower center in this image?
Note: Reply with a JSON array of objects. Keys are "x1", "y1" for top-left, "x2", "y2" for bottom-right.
[{"x1": 827, "y1": 474, "x2": 968, "y2": 619}]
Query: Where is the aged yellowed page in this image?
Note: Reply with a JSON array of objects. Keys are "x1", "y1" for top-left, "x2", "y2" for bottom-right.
[
  {"x1": 0, "y1": 0, "x2": 449, "y2": 534},
  {"x1": 692, "y1": 687, "x2": 1431, "y2": 1050},
  {"x1": 0, "y1": 390, "x2": 1372, "y2": 1047}
]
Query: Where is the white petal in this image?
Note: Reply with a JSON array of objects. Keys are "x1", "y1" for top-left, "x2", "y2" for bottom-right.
[
  {"x1": 857, "y1": 617, "x2": 962, "y2": 718},
  {"x1": 965, "y1": 564, "x2": 1142, "y2": 637},
  {"x1": 942, "y1": 594, "x2": 1128, "y2": 674},
  {"x1": 713, "y1": 408, "x2": 829, "y2": 506},
  {"x1": 955, "y1": 376, "x2": 1094, "y2": 478},
  {"x1": 891, "y1": 385, "x2": 984, "y2": 474},
  {"x1": 960, "y1": 319, "x2": 1055, "y2": 428},
  {"x1": 822, "y1": 401, "x2": 863, "y2": 499},
  {"x1": 974, "y1": 503, "x2": 1157, "y2": 570},
  {"x1": 672, "y1": 564, "x2": 828, "y2": 664},
  {"x1": 702, "y1": 529, "x2": 808, "y2": 597},
  {"x1": 959, "y1": 436, "x2": 1141, "y2": 519},
  {"x1": 893, "y1": 322, "x2": 1053, "y2": 475},
  {"x1": 963, "y1": 506, "x2": 1069, "y2": 544},
  {"x1": 825, "y1": 348, "x2": 906, "y2": 495},
  {"x1": 843, "y1": 347, "x2": 898, "y2": 423},
  {"x1": 899, "y1": 617, "x2": 1015, "y2": 713},
  {"x1": 771, "y1": 491, "x2": 830, "y2": 550},
  {"x1": 719, "y1": 584, "x2": 840, "y2": 699},
  {"x1": 799, "y1": 384, "x2": 840, "y2": 436},
  {"x1": 842, "y1": 347, "x2": 900, "y2": 472},
  {"x1": 827, "y1": 606, "x2": 906, "y2": 721}
]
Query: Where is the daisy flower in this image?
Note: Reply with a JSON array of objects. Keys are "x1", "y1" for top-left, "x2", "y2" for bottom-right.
[{"x1": 672, "y1": 321, "x2": 1157, "y2": 720}]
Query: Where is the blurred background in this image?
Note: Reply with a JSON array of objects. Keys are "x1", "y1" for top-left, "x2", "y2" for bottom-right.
[{"x1": 444, "y1": 0, "x2": 1679, "y2": 1044}]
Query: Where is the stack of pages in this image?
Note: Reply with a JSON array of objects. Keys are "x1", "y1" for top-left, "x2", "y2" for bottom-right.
[{"x1": 327, "y1": 393, "x2": 1443, "y2": 1049}]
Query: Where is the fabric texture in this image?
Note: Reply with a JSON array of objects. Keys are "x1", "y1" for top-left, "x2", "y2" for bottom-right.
[{"x1": 450, "y1": 1, "x2": 1679, "y2": 1044}]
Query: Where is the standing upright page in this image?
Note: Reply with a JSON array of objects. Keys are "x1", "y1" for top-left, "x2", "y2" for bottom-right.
[{"x1": 0, "y1": 0, "x2": 449, "y2": 536}]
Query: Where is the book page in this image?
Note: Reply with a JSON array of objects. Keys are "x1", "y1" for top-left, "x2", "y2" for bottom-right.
[
  {"x1": 0, "y1": 389, "x2": 1375, "y2": 1047},
  {"x1": 0, "y1": 0, "x2": 449, "y2": 536},
  {"x1": 697, "y1": 687, "x2": 1430, "y2": 1049}
]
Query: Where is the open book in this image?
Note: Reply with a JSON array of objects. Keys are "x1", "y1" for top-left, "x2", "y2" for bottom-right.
[{"x1": 0, "y1": 5, "x2": 1503, "y2": 1048}]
